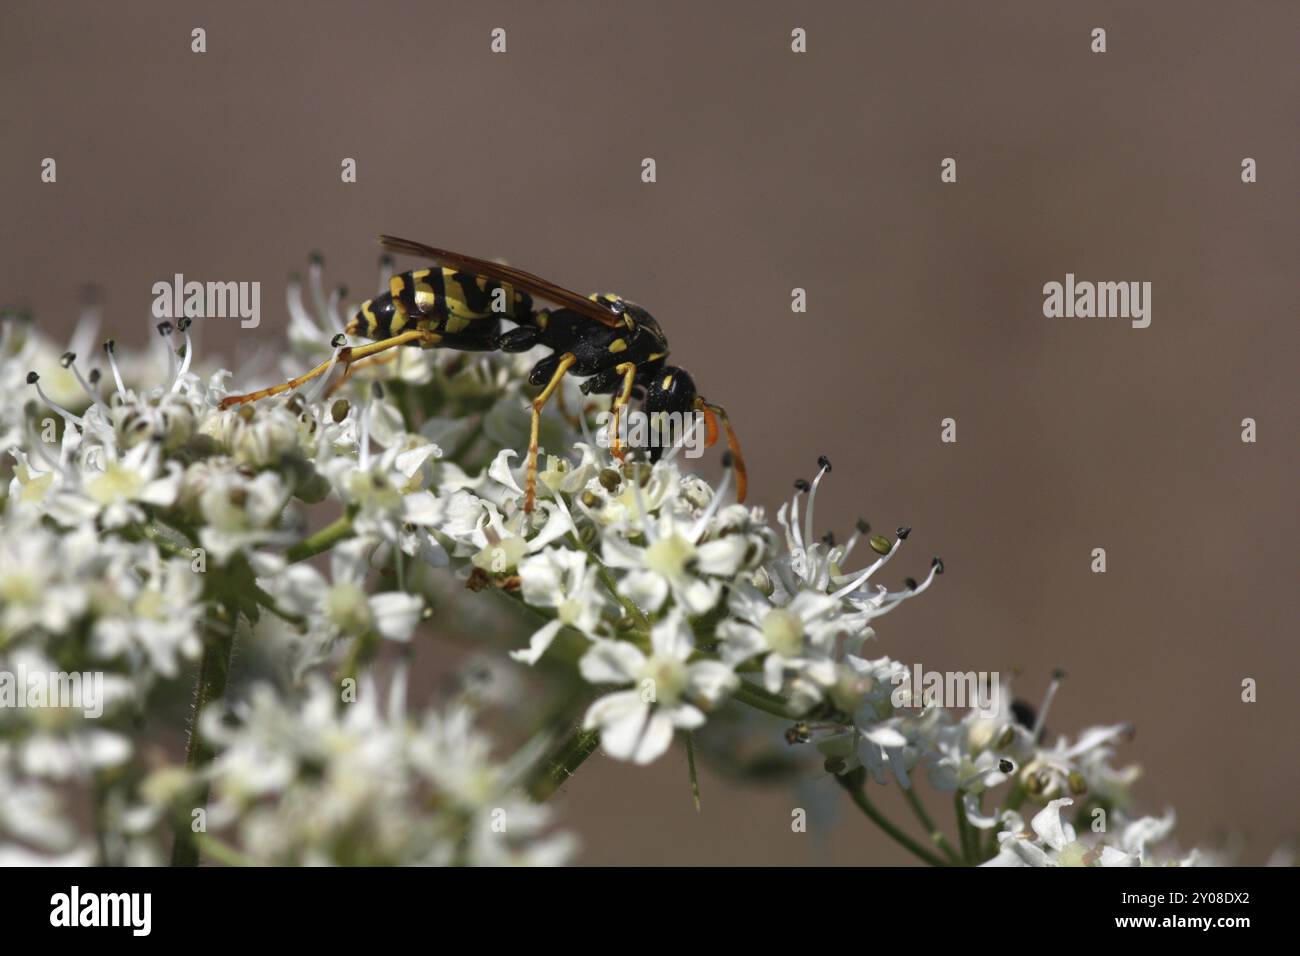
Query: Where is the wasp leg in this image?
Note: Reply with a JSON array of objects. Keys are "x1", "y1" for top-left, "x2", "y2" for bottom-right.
[
  {"x1": 606, "y1": 362, "x2": 637, "y2": 460},
  {"x1": 696, "y1": 398, "x2": 747, "y2": 503},
  {"x1": 323, "y1": 350, "x2": 400, "y2": 399},
  {"x1": 525, "y1": 352, "x2": 576, "y2": 512},
  {"x1": 218, "y1": 329, "x2": 438, "y2": 409}
]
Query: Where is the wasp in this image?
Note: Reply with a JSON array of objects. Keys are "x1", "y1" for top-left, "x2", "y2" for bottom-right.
[{"x1": 219, "y1": 237, "x2": 746, "y2": 512}]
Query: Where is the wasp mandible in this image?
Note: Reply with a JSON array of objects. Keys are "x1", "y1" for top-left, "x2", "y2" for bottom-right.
[{"x1": 219, "y1": 237, "x2": 747, "y2": 512}]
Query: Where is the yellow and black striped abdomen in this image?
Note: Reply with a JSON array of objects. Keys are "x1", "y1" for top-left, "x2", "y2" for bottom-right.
[{"x1": 348, "y1": 268, "x2": 534, "y2": 341}]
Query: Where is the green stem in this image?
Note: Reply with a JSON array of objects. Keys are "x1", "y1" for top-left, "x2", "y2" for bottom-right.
[
  {"x1": 732, "y1": 679, "x2": 796, "y2": 719},
  {"x1": 287, "y1": 514, "x2": 354, "y2": 564},
  {"x1": 171, "y1": 605, "x2": 238, "y2": 866},
  {"x1": 836, "y1": 771, "x2": 948, "y2": 867},
  {"x1": 955, "y1": 792, "x2": 980, "y2": 865},
  {"x1": 902, "y1": 787, "x2": 963, "y2": 864},
  {"x1": 686, "y1": 731, "x2": 702, "y2": 810},
  {"x1": 194, "y1": 834, "x2": 258, "y2": 868},
  {"x1": 526, "y1": 726, "x2": 601, "y2": 802}
]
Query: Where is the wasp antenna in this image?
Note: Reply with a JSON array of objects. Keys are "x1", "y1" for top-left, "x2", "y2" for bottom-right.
[{"x1": 700, "y1": 400, "x2": 747, "y2": 504}]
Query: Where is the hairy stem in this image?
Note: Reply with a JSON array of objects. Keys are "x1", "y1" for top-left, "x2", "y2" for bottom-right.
[
  {"x1": 526, "y1": 726, "x2": 602, "y2": 802},
  {"x1": 287, "y1": 513, "x2": 354, "y2": 564},
  {"x1": 955, "y1": 792, "x2": 979, "y2": 865},
  {"x1": 171, "y1": 605, "x2": 238, "y2": 866},
  {"x1": 836, "y1": 770, "x2": 948, "y2": 867},
  {"x1": 902, "y1": 786, "x2": 963, "y2": 864}
]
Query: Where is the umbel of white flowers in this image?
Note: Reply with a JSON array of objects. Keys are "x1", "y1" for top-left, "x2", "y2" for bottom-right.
[{"x1": 0, "y1": 260, "x2": 1218, "y2": 867}]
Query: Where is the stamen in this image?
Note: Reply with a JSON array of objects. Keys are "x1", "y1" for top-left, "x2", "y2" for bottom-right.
[
  {"x1": 661, "y1": 412, "x2": 702, "y2": 466},
  {"x1": 829, "y1": 530, "x2": 907, "y2": 601},
  {"x1": 1032, "y1": 669, "x2": 1065, "y2": 744},
  {"x1": 358, "y1": 387, "x2": 373, "y2": 471},
  {"x1": 61, "y1": 352, "x2": 108, "y2": 414},
  {"x1": 287, "y1": 272, "x2": 325, "y2": 337},
  {"x1": 24, "y1": 414, "x2": 64, "y2": 474},
  {"x1": 802, "y1": 456, "x2": 831, "y2": 552},
  {"x1": 788, "y1": 479, "x2": 808, "y2": 551},
  {"x1": 688, "y1": 451, "x2": 732, "y2": 542},
  {"x1": 305, "y1": 335, "x2": 349, "y2": 403},
  {"x1": 174, "y1": 316, "x2": 195, "y2": 387},
  {"x1": 157, "y1": 321, "x2": 178, "y2": 388},
  {"x1": 842, "y1": 518, "x2": 870, "y2": 563},
  {"x1": 327, "y1": 285, "x2": 347, "y2": 331},
  {"x1": 27, "y1": 371, "x2": 86, "y2": 427},
  {"x1": 308, "y1": 251, "x2": 329, "y2": 327},
  {"x1": 865, "y1": 561, "x2": 940, "y2": 618},
  {"x1": 102, "y1": 339, "x2": 127, "y2": 398},
  {"x1": 627, "y1": 453, "x2": 658, "y2": 544}
]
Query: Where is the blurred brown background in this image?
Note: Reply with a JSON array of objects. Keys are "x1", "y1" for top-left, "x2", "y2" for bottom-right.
[{"x1": 2, "y1": 1, "x2": 1296, "y2": 864}]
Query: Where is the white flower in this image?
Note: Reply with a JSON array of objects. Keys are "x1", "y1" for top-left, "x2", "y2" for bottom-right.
[
  {"x1": 510, "y1": 548, "x2": 607, "y2": 665},
  {"x1": 0, "y1": 523, "x2": 91, "y2": 639},
  {"x1": 195, "y1": 466, "x2": 291, "y2": 564},
  {"x1": 580, "y1": 611, "x2": 737, "y2": 764},
  {"x1": 717, "y1": 582, "x2": 841, "y2": 712},
  {"x1": 45, "y1": 440, "x2": 181, "y2": 530},
  {"x1": 276, "y1": 538, "x2": 424, "y2": 657},
  {"x1": 91, "y1": 555, "x2": 204, "y2": 679},
  {"x1": 599, "y1": 463, "x2": 746, "y2": 616}
]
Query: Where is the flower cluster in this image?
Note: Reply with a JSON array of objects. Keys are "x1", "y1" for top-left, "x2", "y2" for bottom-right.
[{"x1": 0, "y1": 256, "x2": 1223, "y2": 867}]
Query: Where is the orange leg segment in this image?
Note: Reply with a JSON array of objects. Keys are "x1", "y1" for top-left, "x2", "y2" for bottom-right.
[{"x1": 525, "y1": 352, "x2": 576, "y2": 512}]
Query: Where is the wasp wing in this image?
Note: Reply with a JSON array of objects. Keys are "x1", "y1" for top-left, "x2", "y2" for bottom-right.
[{"x1": 378, "y1": 235, "x2": 623, "y2": 328}]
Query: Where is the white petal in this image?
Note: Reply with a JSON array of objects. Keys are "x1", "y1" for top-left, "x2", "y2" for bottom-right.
[
  {"x1": 686, "y1": 660, "x2": 738, "y2": 706},
  {"x1": 1031, "y1": 798, "x2": 1076, "y2": 851},
  {"x1": 368, "y1": 592, "x2": 424, "y2": 641},
  {"x1": 963, "y1": 791, "x2": 1000, "y2": 829},
  {"x1": 488, "y1": 449, "x2": 524, "y2": 494},
  {"x1": 401, "y1": 491, "x2": 443, "y2": 526},
  {"x1": 649, "y1": 610, "x2": 693, "y2": 661},
  {"x1": 583, "y1": 691, "x2": 666, "y2": 763},
  {"x1": 694, "y1": 536, "x2": 747, "y2": 576},
  {"x1": 579, "y1": 639, "x2": 645, "y2": 684},
  {"x1": 862, "y1": 724, "x2": 908, "y2": 748},
  {"x1": 717, "y1": 620, "x2": 766, "y2": 665},
  {"x1": 510, "y1": 619, "x2": 564, "y2": 666},
  {"x1": 618, "y1": 570, "x2": 669, "y2": 613}
]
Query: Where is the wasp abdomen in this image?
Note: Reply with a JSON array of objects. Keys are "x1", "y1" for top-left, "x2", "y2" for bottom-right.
[{"x1": 350, "y1": 268, "x2": 535, "y2": 341}]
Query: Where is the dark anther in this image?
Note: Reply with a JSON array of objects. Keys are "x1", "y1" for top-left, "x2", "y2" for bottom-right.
[
  {"x1": 331, "y1": 334, "x2": 347, "y2": 348},
  {"x1": 721, "y1": 451, "x2": 733, "y2": 468},
  {"x1": 932, "y1": 557, "x2": 944, "y2": 574},
  {"x1": 856, "y1": 518, "x2": 870, "y2": 534},
  {"x1": 896, "y1": 526, "x2": 911, "y2": 540},
  {"x1": 157, "y1": 321, "x2": 173, "y2": 336},
  {"x1": 794, "y1": 478, "x2": 810, "y2": 493},
  {"x1": 904, "y1": 577, "x2": 918, "y2": 591},
  {"x1": 103, "y1": 339, "x2": 116, "y2": 353},
  {"x1": 26, "y1": 371, "x2": 39, "y2": 384},
  {"x1": 60, "y1": 351, "x2": 76, "y2": 368},
  {"x1": 817, "y1": 454, "x2": 832, "y2": 472}
]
